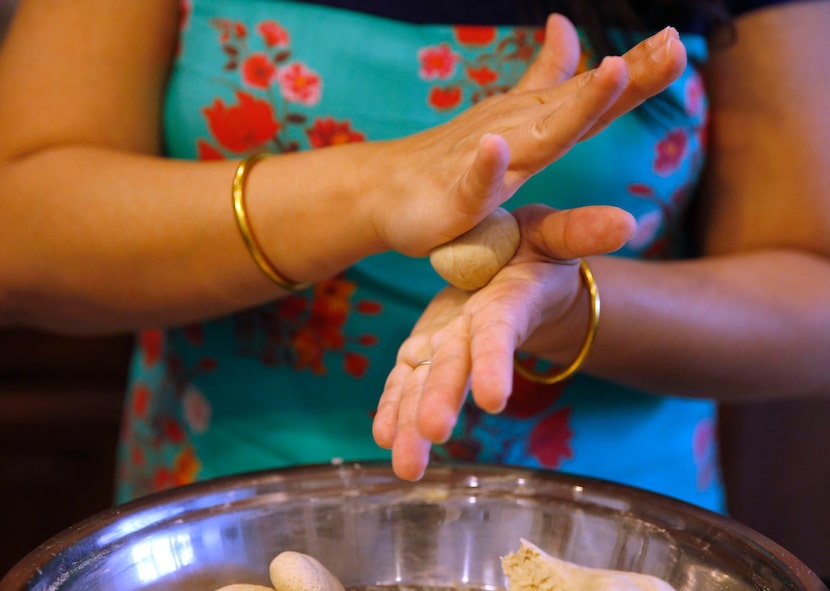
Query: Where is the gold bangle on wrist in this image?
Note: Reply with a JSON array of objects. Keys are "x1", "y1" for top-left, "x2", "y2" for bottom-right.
[
  {"x1": 513, "y1": 259, "x2": 600, "y2": 385},
  {"x1": 232, "y1": 152, "x2": 312, "y2": 291}
]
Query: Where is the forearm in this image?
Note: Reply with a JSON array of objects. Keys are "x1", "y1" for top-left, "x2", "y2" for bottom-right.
[
  {"x1": 0, "y1": 144, "x2": 385, "y2": 334},
  {"x1": 527, "y1": 1, "x2": 830, "y2": 403},
  {"x1": 557, "y1": 250, "x2": 830, "y2": 401}
]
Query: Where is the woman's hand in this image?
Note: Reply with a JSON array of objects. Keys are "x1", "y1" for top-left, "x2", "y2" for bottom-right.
[
  {"x1": 372, "y1": 204, "x2": 636, "y2": 480},
  {"x1": 371, "y1": 16, "x2": 685, "y2": 259},
  {"x1": 0, "y1": 6, "x2": 683, "y2": 333}
]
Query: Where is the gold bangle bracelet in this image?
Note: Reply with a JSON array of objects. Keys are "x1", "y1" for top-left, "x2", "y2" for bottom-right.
[
  {"x1": 513, "y1": 259, "x2": 600, "y2": 385},
  {"x1": 232, "y1": 152, "x2": 312, "y2": 291}
]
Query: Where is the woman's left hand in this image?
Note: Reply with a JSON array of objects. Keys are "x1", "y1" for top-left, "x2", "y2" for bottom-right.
[{"x1": 372, "y1": 203, "x2": 636, "y2": 480}]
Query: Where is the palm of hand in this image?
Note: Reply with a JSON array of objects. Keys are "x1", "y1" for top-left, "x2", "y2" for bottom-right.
[{"x1": 373, "y1": 203, "x2": 636, "y2": 481}]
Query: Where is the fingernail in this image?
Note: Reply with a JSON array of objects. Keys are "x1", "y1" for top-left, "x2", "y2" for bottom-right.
[
  {"x1": 593, "y1": 55, "x2": 611, "y2": 75},
  {"x1": 650, "y1": 27, "x2": 677, "y2": 63}
]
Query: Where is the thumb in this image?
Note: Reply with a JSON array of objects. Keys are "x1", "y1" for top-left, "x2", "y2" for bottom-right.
[
  {"x1": 514, "y1": 204, "x2": 637, "y2": 260},
  {"x1": 512, "y1": 13, "x2": 581, "y2": 92}
]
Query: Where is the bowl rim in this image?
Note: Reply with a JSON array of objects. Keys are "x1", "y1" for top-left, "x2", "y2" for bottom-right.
[{"x1": 1, "y1": 461, "x2": 827, "y2": 591}]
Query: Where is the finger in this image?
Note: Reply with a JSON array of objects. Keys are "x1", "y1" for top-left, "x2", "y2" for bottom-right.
[
  {"x1": 512, "y1": 13, "x2": 581, "y2": 92},
  {"x1": 454, "y1": 132, "x2": 510, "y2": 216},
  {"x1": 416, "y1": 328, "x2": 473, "y2": 443},
  {"x1": 515, "y1": 204, "x2": 636, "y2": 260},
  {"x1": 374, "y1": 332, "x2": 433, "y2": 448},
  {"x1": 377, "y1": 289, "x2": 468, "y2": 448},
  {"x1": 391, "y1": 433, "x2": 432, "y2": 481},
  {"x1": 505, "y1": 55, "x2": 629, "y2": 173},
  {"x1": 469, "y1": 316, "x2": 520, "y2": 414},
  {"x1": 373, "y1": 363, "x2": 411, "y2": 449},
  {"x1": 391, "y1": 365, "x2": 433, "y2": 481},
  {"x1": 583, "y1": 27, "x2": 687, "y2": 139}
]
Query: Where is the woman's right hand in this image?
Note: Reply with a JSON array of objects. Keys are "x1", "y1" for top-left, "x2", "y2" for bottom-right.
[
  {"x1": 371, "y1": 16, "x2": 686, "y2": 259},
  {"x1": 0, "y1": 5, "x2": 685, "y2": 333}
]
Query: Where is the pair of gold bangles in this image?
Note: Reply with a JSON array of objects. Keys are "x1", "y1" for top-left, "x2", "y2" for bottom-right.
[{"x1": 232, "y1": 152, "x2": 600, "y2": 384}]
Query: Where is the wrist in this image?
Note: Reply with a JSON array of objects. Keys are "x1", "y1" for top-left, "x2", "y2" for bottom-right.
[
  {"x1": 239, "y1": 143, "x2": 389, "y2": 285},
  {"x1": 515, "y1": 258, "x2": 600, "y2": 383}
]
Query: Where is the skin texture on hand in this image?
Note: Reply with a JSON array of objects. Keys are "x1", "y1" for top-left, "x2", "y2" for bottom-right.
[
  {"x1": 370, "y1": 18, "x2": 686, "y2": 260},
  {"x1": 0, "y1": 8, "x2": 684, "y2": 333},
  {"x1": 373, "y1": 205, "x2": 637, "y2": 481},
  {"x1": 375, "y1": 3, "x2": 830, "y2": 482},
  {"x1": 370, "y1": 18, "x2": 685, "y2": 483}
]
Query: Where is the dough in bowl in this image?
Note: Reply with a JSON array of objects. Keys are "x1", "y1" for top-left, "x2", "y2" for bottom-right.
[{"x1": 502, "y1": 539, "x2": 677, "y2": 591}]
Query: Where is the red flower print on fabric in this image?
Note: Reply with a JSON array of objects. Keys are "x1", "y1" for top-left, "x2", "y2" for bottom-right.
[
  {"x1": 203, "y1": 90, "x2": 280, "y2": 153},
  {"x1": 344, "y1": 352, "x2": 369, "y2": 378},
  {"x1": 466, "y1": 65, "x2": 498, "y2": 86},
  {"x1": 174, "y1": 447, "x2": 201, "y2": 483},
  {"x1": 214, "y1": 18, "x2": 247, "y2": 48},
  {"x1": 437, "y1": 439, "x2": 482, "y2": 463},
  {"x1": 454, "y1": 26, "x2": 497, "y2": 46},
  {"x1": 181, "y1": 323, "x2": 204, "y2": 346},
  {"x1": 504, "y1": 372, "x2": 566, "y2": 418},
  {"x1": 175, "y1": 0, "x2": 192, "y2": 57},
  {"x1": 233, "y1": 276, "x2": 382, "y2": 379},
  {"x1": 140, "y1": 329, "x2": 164, "y2": 367},
  {"x1": 418, "y1": 43, "x2": 459, "y2": 80},
  {"x1": 428, "y1": 86, "x2": 463, "y2": 110},
  {"x1": 307, "y1": 117, "x2": 366, "y2": 148},
  {"x1": 358, "y1": 334, "x2": 378, "y2": 347},
  {"x1": 198, "y1": 17, "x2": 364, "y2": 158},
  {"x1": 152, "y1": 447, "x2": 201, "y2": 492},
  {"x1": 118, "y1": 345, "x2": 219, "y2": 499},
  {"x1": 131, "y1": 446, "x2": 145, "y2": 467},
  {"x1": 435, "y1": 382, "x2": 575, "y2": 469},
  {"x1": 153, "y1": 467, "x2": 173, "y2": 491},
  {"x1": 529, "y1": 408, "x2": 575, "y2": 468},
  {"x1": 653, "y1": 129, "x2": 688, "y2": 175},
  {"x1": 241, "y1": 52, "x2": 278, "y2": 89},
  {"x1": 132, "y1": 383, "x2": 151, "y2": 417},
  {"x1": 163, "y1": 419, "x2": 186, "y2": 444},
  {"x1": 183, "y1": 386, "x2": 211, "y2": 434},
  {"x1": 356, "y1": 300, "x2": 381, "y2": 315},
  {"x1": 258, "y1": 20, "x2": 290, "y2": 48},
  {"x1": 196, "y1": 139, "x2": 224, "y2": 161},
  {"x1": 291, "y1": 280, "x2": 357, "y2": 374},
  {"x1": 180, "y1": 0, "x2": 192, "y2": 32},
  {"x1": 418, "y1": 27, "x2": 547, "y2": 111},
  {"x1": 277, "y1": 62, "x2": 322, "y2": 106},
  {"x1": 429, "y1": 401, "x2": 486, "y2": 465},
  {"x1": 685, "y1": 70, "x2": 705, "y2": 116}
]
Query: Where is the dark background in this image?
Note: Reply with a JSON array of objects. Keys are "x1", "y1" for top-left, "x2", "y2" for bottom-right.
[{"x1": 0, "y1": 0, "x2": 828, "y2": 581}]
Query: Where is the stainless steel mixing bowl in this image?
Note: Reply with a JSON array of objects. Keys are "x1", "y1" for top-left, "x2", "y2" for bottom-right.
[{"x1": 1, "y1": 462, "x2": 825, "y2": 591}]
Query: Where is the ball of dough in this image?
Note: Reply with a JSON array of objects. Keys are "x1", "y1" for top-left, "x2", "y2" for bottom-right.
[
  {"x1": 429, "y1": 207, "x2": 520, "y2": 291},
  {"x1": 270, "y1": 551, "x2": 346, "y2": 591}
]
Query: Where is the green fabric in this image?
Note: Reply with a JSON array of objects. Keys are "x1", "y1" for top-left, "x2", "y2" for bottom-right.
[{"x1": 117, "y1": 0, "x2": 723, "y2": 513}]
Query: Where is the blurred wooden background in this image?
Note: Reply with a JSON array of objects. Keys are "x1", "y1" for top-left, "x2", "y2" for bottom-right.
[{"x1": 0, "y1": 330, "x2": 132, "y2": 576}]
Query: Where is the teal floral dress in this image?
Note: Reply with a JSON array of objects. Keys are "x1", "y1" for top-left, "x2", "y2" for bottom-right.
[{"x1": 117, "y1": 0, "x2": 725, "y2": 510}]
